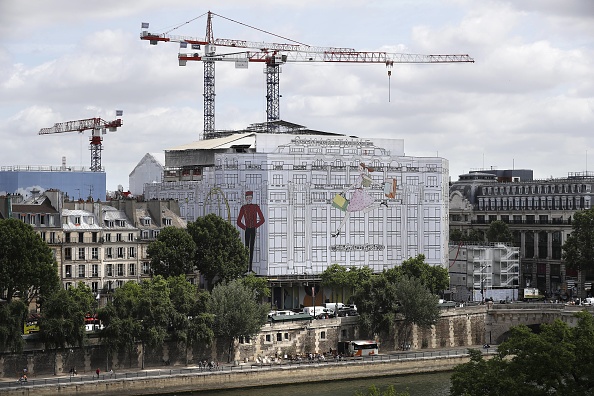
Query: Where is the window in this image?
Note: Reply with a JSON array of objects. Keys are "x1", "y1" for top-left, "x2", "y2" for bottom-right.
[
  {"x1": 129, "y1": 263, "x2": 136, "y2": 276},
  {"x1": 116, "y1": 280, "x2": 124, "y2": 288},
  {"x1": 92, "y1": 264, "x2": 99, "y2": 277},
  {"x1": 116, "y1": 233, "x2": 122, "y2": 241},
  {"x1": 65, "y1": 265, "x2": 72, "y2": 278},
  {"x1": 128, "y1": 233, "x2": 134, "y2": 242},
  {"x1": 105, "y1": 233, "x2": 111, "y2": 242},
  {"x1": 78, "y1": 265, "x2": 85, "y2": 278},
  {"x1": 265, "y1": 334, "x2": 271, "y2": 342},
  {"x1": 129, "y1": 247, "x2": 136, "y2": 258},
  {"x1": 142, "y1": 230, "x2": 149, "y2": 239},
  {"x1": 92, "y1": 247, "x2": 99, "y2": 260},
  {"x1": 117, "y1": 264, "x2": 124, "y2": 276},
  {"x1": 78, "y1": 247, "x2": 85, "y2": 260},
  {"x1": 74, "y1": 216, "x2": 81, "y2": 224},
  {"x1": 78, "y1": 232, "x2": 84, "y2": 243},
  {"x1": 91, "y1": 282, "x2": 98, "y2": 293},
  {"x1": 142, "y1": 262, "x2": 150, "y2": 275},
  {"x1": 117, "y1": 247, "x2": 124, "y2": 258},
  {"x1": 276, "y1": 333, "x2": 282, "y2": 341},
  {"x1": 65, "y1": 247, "x2": 72, "y2": 260},
  {"x1": 142, "y1": 218, "x2": 151, "y2": 226},
  {"x1": 320, "y1": 331, "x2": 326, "y2": 340},
  {"x1": 105, "y1": 247, "x2": 113, "y2": 258},
  {"x1": 106, "y1": 264, "x2": 113, "y2": 277},
  {"x1": 163, "y1": 218, "x2": 172, "y2": 226}
]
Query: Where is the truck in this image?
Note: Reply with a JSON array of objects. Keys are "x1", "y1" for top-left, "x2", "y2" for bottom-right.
[{"x1": 523, "y1": 287, "x2": 545, "y2": 301}]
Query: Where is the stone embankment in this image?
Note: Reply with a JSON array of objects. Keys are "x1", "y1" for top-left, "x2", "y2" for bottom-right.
[{"x1": 0, "y1": 350, "x2": 484, "y2": 396}]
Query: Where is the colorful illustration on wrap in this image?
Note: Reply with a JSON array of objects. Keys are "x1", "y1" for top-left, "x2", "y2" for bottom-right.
[
  {"x1": 331, "y1": 163, "x2": 389, "y2": 238},
  {"x1": 236, "y1": 191, "x2": 265, "y2": 272}
]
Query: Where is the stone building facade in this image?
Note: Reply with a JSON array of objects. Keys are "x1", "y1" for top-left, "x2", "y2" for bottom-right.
[{"x1": 450, "y1": 169, "x2": 594, "y2": 299}]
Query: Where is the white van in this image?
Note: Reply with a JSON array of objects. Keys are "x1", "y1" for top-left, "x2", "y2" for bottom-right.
[{"x1": 302, "y1": 306, "x2": 331, "y2": 317}]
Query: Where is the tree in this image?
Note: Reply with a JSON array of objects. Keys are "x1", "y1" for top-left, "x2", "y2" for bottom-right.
[
  {"x1": 355, "y1": 272, "x2": 400, "y2": 338},
  {"x1": 393, "y1": 275, "x2": 440, "y2": 348},
  {"x1": 241, "y1": 272, "x2": 271, "y2": 301},
  {"x1": 386, "y1": 255, "x2": 449, "y2": 296},
  {"x1": 563, "y1": 207, "x2": 594, "y2": 272},
  {"x1": 354, "y1": 272, "x2": 439, "y2": 345},
  {"x1": 0, "y1": 218, "x2": 60, "y2": 305},
  {"x1": 39, "y1": 283, "x2": 94, "y2": 374},
  {"x1": 187, "y1": 214, "x2": 249, "y2": 288},
  {"x1": 208, "y1": 279, "x2": 268, "y2": 362},
  {"x1": 98, "y1": 282, "x2": 142, "y2": 368},
  {"x1": 450, "y1": 229, "x2": 483, "y2": 243},
  {"x1": 450, "y1": 311, "x2": 594, "y2": 395},
  {"x1": 166, "y1": 275, "x2": 214, "y2": 364},
  {"x1": 320, "y1": 264, "x2": 351, "y2": 303},
  {"x1": 147, "y1": 227, "x2": 196, "y2": 277},
  {"x1": 486, "y1": 220, "x2": 513, "y2": 243},
  {"x1": 0, "y1": 299, "x2": 27, "y2": 353}
]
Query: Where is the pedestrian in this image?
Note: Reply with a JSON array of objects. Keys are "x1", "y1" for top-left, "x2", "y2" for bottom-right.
[
  {"x1": 109, "y1": 369, "x2": 113, "y2": 378},
  {"x1": 95, "y1": 368, "x2": 100, "y2": 378}
]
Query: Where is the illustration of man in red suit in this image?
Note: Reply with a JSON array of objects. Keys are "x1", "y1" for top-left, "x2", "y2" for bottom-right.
[{"x1": 237, "y1": 191, "x2": 265, "y2": 272}]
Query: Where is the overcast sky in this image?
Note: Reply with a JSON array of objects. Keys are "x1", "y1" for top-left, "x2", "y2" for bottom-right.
[{"x1": 1, "y1": 0, "x2": 593, "y2": 192}]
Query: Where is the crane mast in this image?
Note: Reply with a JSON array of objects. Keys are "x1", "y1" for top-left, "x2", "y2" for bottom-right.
[
  {"x1": 141, "y1": 11, "x2": 474, "y2": 137},
  {"x1": 39, "y1": 117, "x2": 123, "y2": 172}
]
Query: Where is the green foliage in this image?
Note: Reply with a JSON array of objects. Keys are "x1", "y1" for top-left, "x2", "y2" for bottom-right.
[
  {"x1": 208, "y1": 279, "x2": 268, "y2": 362},
  {"x1": 166, "y1": 275, "x2": 214, "y2": 354},
  {"x1": 0, "y1": 218, "x2": 60, "y2": 305},
  {"x1": 39, "y1": 283, "x2": 94, "y2": 351},
  {"x1": 354, "y1": 384, "x2": 409, "y2": 396},
  {"x1": 99, "y1": 276, "x2": 213, "y2": 367},
  {"x1": 450, "y1": 229, "x2": 483, "y2": 242},
  {"x1": 386, "y1": 255, "x2": 449, "y2": 295},
  {"x1": 394, "y1": 275, "x2": 440, "y2": 345},
  {"x1": 355, "y1": 272, "x2": 399, "y2": 338},
  {"x1": 0, "y1": 300, "x2": 27, "y2": 353},
  {"x1": 188, "y1": 214, "x2": 249, "y2": 288},
  {"x1": 562, "y1": 208, "x2": 594, "y2": 271},
  {"x1": 450, "y1": 311, "x2": 594, "y2": 395},
  {"x1": 486, "y1": 220, "x2": 513, "y2": 243},
  {"x1": 147, "y1": 226, "x2": 196, "y2": 277},
  {"x1": 355, "y1": 270, "x2": 439, "y2": 343},
  {"x1": 241, "y1": 273, "x2": 271, "y2": 300}
]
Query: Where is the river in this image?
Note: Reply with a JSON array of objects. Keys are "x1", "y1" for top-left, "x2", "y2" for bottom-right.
[{"x1": 158, "y1": 371, "x2": 452, "y2": 396}]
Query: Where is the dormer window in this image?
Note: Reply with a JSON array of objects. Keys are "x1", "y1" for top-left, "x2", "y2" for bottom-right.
[
  {"x1": 163, "y1": 218, "x2": 172, "y2": 226},
  {"x1": 142, "y1": 218, "x2": 151, "y2": 226},
  {"x1": 74, "y1": 216, "x2": 81, "y2": 225}
]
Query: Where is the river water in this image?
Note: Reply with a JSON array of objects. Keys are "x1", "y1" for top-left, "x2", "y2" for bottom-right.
[{"x1": 159, "y1": 371, "x2": 452, "y2": 396}]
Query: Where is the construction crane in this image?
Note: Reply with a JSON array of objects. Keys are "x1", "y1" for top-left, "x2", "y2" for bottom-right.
[
  {"x1": 141, "y1": 11, "x2": 474, "y2": 136},
  {"x1": 39, "y1": 116, "x2": 123, "y2": 172}
]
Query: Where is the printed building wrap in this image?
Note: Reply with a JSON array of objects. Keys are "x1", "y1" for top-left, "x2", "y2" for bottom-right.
[{"x1": 145, "y1": 130, "x2": 449, "y2": 283}]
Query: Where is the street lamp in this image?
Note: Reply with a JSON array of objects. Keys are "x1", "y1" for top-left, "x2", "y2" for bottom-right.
[{"x1": 478, "y1": 264, "x2": 491, "y2": 303}]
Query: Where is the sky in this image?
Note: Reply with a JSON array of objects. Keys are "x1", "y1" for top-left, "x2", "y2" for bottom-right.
[{"x1": 1, "y1": 0, "x2": 593, "y2": 192}]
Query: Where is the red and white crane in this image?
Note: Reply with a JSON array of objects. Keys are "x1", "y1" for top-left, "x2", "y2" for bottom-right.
[
  {"x1": 39, "y1": 116, "x2": 123, "y2": 172},
  {"x1": 141, "y1": 11, "x2": 474, "y2": 136}
]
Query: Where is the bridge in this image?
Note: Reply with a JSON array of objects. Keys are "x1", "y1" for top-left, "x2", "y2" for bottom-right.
[{"x1": 484, "y1": 302, "x2": 594, "y2": 344}]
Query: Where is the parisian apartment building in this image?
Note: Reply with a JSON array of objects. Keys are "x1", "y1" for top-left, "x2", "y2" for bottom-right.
[{"x1": 0, "y1": 190, "x2": 187, "y2": 302}]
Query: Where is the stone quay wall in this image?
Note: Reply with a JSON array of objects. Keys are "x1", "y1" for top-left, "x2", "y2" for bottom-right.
[
  {"x1": 0, "y1": 306, "x2": 487, "y2": 379},
  {"x1": 0, "y1": 355, "x2": 476, "y2": 396}
]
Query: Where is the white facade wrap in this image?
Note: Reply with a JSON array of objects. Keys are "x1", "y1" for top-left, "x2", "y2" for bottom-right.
[{"x1": 145, "y1": 134, "x2": 449, "y2": 276}]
